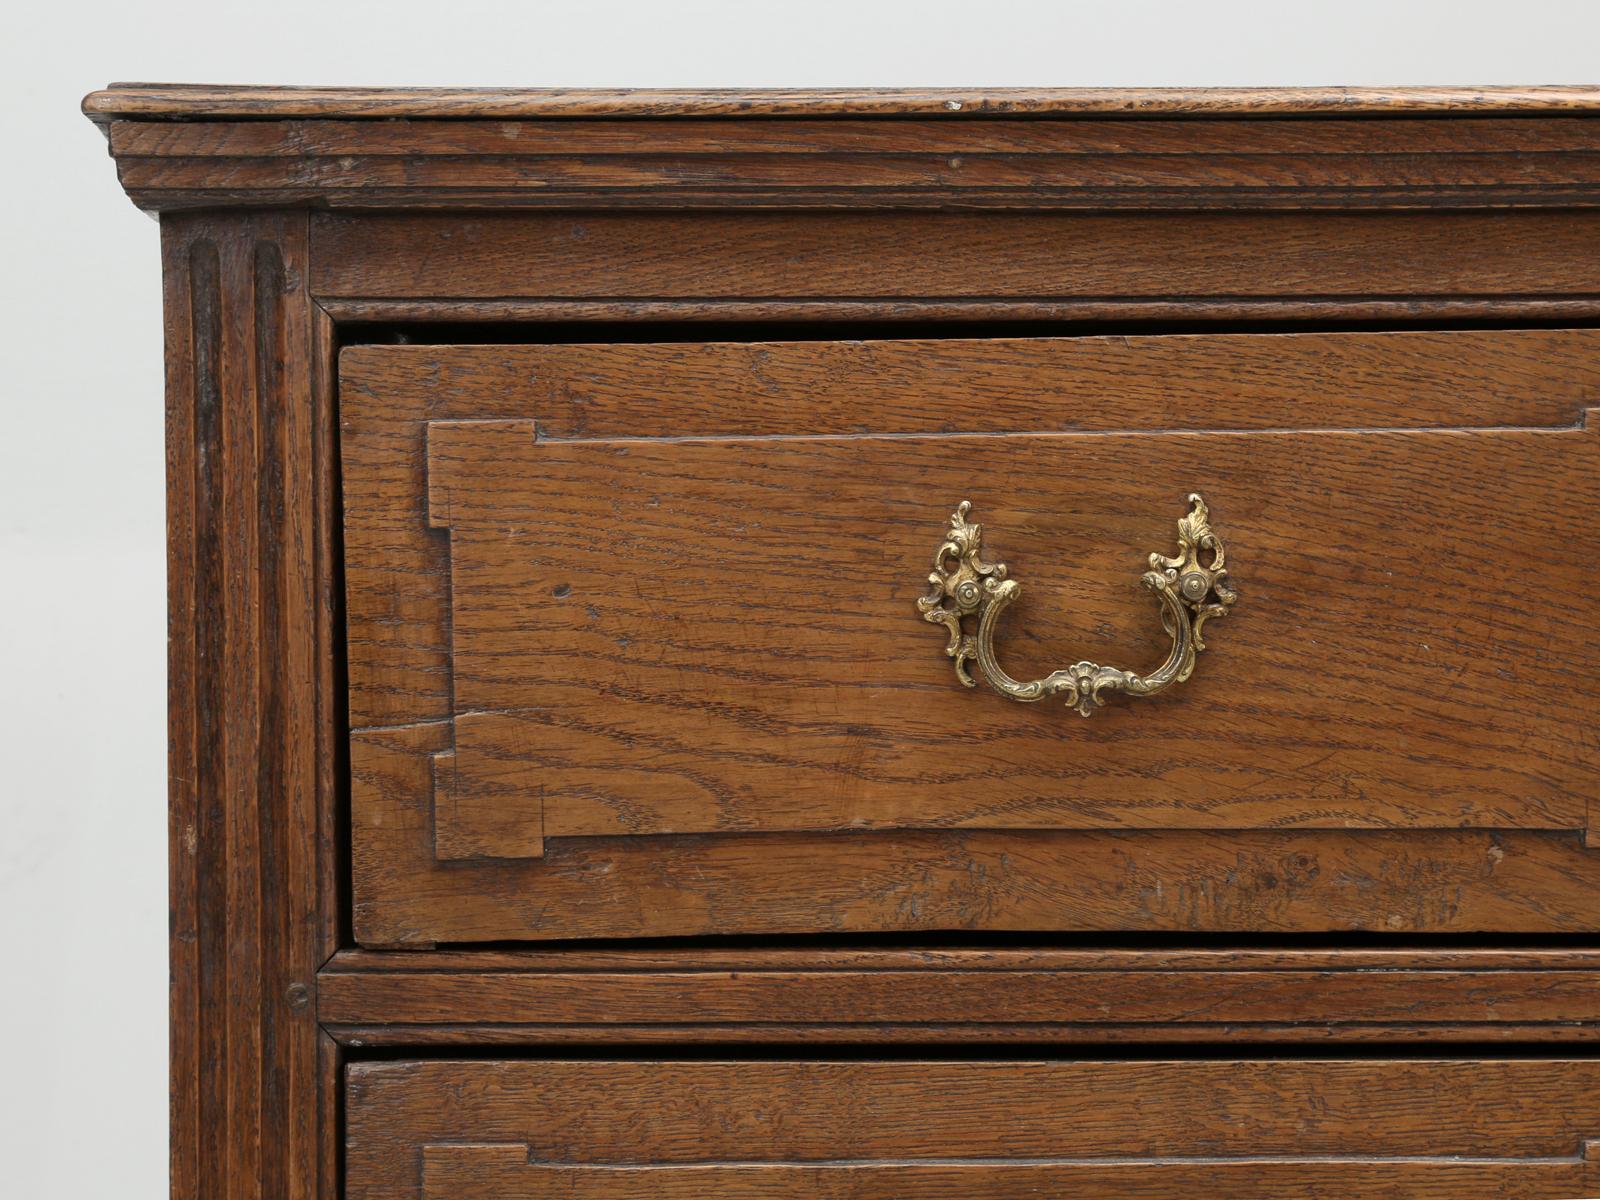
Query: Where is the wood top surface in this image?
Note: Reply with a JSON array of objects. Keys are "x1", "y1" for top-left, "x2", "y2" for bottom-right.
[{"x1": 84, "y1": 83, "x2": 1600, "y2": 123}]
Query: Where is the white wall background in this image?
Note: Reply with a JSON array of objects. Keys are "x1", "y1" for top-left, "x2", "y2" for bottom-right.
[{"x1": 3, "y1": 2, "x2": 1598, "y2": 1195}]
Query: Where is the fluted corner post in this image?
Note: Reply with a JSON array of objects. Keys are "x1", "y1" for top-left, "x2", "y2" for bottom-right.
[{"x1": 160, "y1": 210, "x2": 338, "y2": 1200}]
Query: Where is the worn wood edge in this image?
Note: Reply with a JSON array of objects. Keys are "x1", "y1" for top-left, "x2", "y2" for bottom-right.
[
  {"x1": 323, "y1": 1021, "x2": 1600, "y2": 1046},
  {"x1": 310, "y1": 303, "x2": 344, "y2": 961},
  {"x1": 323, "y1": 947, "x2": 1600, "y2": 972},
  {"x1": 126, "y1": 188, "x2": 1600, "y2": 214},
  {"x1": 316, "y1": 295, "x2": 1600, "y2": 324},
  {"x1": 83, "y1": 84, "x2": 1600, "y2": 124},
  {"x1": 316, "y1": 966, "x2": 1600, "y2": 1031}
]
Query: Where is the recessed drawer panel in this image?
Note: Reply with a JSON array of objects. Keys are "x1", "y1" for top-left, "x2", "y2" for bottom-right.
[
  {"x1": 346, "y1": 1059, "x2": 1600, "y2": 1200},
  {"x1": 343, "y1": 330, "x2": 1600, "y2": 943}
]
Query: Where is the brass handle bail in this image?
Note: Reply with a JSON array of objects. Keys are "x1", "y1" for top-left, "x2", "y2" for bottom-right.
[{"x1": 916, "y1": 494, "x2": 1237, "y2": 716}]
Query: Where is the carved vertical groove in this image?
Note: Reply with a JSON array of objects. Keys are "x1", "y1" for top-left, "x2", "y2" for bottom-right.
[
  {"x1": 253, "y1": 237, "x2": 288, "y2": 1200},
  {"x1": 163, "y1": 212, "x2": 328, "y2": 1200}
]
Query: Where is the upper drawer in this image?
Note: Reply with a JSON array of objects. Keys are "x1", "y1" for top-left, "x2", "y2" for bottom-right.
[
  {"x1": 342, "y1": 329, "x2": 1600, "y2": 944},
  {"x1": 347, "y1": 1057, "x2": 1600, "y2": 1199}
]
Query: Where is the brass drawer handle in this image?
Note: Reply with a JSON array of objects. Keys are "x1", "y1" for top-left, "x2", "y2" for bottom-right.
[{"x1": 918, "y1": 494, "x2": 1237, "y2": 716}]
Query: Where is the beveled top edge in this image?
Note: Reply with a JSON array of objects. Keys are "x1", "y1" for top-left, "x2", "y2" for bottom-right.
[{"x1": 84, "y1": 83, "x2": 1600, "y2": 123}]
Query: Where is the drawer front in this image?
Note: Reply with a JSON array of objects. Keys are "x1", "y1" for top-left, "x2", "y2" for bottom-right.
[
  {"x1": 343, "y1": 330, "x2": 1600, "y2": 943},
  {"x1": 347, "y1": 1058, "x2": 1600, "y2": 1199}
]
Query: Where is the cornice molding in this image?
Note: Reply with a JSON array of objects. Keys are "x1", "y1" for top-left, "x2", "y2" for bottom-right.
[{"x1": 88, "y1": 93, "x2": 1600, "y2": 214}]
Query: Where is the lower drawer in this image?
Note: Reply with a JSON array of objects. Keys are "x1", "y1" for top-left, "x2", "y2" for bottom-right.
[{"x1": 348, "y1": 1058, "x2": 1600, "y2": 1199}]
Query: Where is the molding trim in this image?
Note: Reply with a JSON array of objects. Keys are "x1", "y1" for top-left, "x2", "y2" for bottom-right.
[
  {"x1": 318, "y1": 947, "x2": 1600, "y2": 1046},
  {"x1": 83, "y1": 84, "x2": 1600, "y2": 122},
  {"x1": 96, "y1": 107, "x2": 1600, "y2": 212}
]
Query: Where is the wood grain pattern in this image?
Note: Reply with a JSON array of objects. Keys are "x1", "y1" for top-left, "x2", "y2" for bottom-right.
[
  {"x1": 346, "y1": 332, "x2": 1600, "y2": 941},
  {"x1": 311, "y1": 210, "x2": 1600, "y2": 302},
  {"x1": 112, "y1": 115, "x2": 1600, "y2": 157},
  {"x1": 342, "y1": 331, "x2": 1600, "y2": 730},
  {"x1": 346, "y1": 1059, "x2": 1600, "y2": 1200},
  {"x1": 324, "y1": 969, "x2": 1600, "y2": 1027},
  {"x1": 162, "y1": 212, "x2": 335, "y2": 1200},
  {"x1": 320, "y1": 945, "x2": 1600, "y2": 1042},
  {"x1": 420, "y1": 1144, "x2": 1600, "y2": 1200},
  {"x1": 84, "y1": 83, "x2": 1600, "y2": 122},
  {"x1": 101, "y1": 114, "x2": 1600, "y2": 211},
  {"x1": 354, "y1": 715, "x2": 1600, "y2": 942},
  {"x1": 424, "y1": 420, "x2": 1599, "y2": 843},
  {"x1": 317, "y1": 950, "x2": 1600, "y2": 1043}
]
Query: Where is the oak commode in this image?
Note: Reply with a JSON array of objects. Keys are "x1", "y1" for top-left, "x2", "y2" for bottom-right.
[{"x1": 86, "y1": 83, "x2": 1600, "y2": 1200}]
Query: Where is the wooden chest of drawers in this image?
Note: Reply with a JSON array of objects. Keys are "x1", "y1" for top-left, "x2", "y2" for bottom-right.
[{"x1": 88, "y1": 83, "x2": 1600, "y2": 1199}]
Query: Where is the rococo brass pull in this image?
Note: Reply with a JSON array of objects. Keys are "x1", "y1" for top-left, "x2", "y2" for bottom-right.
[{"x1": 917, "y1": 494, "x2": 1237, "y2": 716}]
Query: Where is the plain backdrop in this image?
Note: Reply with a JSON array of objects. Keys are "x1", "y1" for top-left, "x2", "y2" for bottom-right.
[{"x1": 4, "y1": 1, "x2": 1599, "y2": 1195}]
